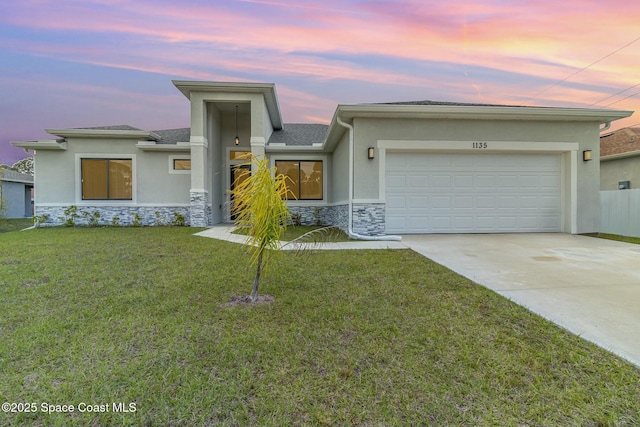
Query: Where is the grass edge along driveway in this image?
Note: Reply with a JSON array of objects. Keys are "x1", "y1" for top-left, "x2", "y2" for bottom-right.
[{"x1": 1, "y1": 227, "x2": 639, "y2": 426}]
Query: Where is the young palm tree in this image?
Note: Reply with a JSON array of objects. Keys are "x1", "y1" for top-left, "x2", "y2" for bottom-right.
[{"x1": 228, "y1": 155, "x2": 291, "y2": 302}]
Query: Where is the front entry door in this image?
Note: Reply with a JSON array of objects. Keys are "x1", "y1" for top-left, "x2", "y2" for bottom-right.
[{"x1": 230, "y1": 164, "x2": 251, "y2": 220}]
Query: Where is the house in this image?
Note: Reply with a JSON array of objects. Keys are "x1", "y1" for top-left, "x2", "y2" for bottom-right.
[
  {"x1": 12, "y1": 80, "x2": 632, "y2": 235},
  {"x1": 600, "y1": 127, "x2": 640, "y2": 190},
  {"x1": 0, "y1": 169, "x2": 33, "y2": 218}
]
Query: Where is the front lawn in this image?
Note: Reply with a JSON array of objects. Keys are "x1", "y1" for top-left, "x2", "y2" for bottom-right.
[
  {"x1": 1, "y1": 228, "x2": 639, "y2": 426},
  {"x1": 0, "y1": 218, "x2": 33, "y2": 233}
]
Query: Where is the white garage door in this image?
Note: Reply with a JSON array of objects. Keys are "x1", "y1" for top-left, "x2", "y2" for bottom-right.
[{"x1": 385, "y1": 152, "x2": 562, "y2": 234}]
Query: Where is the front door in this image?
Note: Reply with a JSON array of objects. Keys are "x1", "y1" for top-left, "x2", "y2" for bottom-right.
[{"x1": 230, "y1": 164, "x2": 251, "y2": 220}]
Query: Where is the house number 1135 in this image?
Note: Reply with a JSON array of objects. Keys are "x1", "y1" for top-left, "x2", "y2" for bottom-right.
[{"x1": 472, "y1": 142, "x2": 488, "y2": 149}]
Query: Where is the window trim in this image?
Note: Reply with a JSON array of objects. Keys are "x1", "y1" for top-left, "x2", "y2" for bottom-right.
[
  {"x1": 75, "y1": 154, "x2": 136, "y2": 204},
  {"x1": 169, "y1": 155, "x2": 191, "y2": 174},
  {"x1": 275, "y1": 158, "x2": 325, "y2": 201}
]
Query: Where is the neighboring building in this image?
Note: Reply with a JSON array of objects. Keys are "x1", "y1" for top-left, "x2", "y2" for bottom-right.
[
  {"x1": 0, "y1": 169, "x2": 33, "y2": 218},
  {"x1": 600, "y1": 127, "x2": 640, "y2": 190},
  {"x1": 12, "y1": 80, "x2": 632, "y2": 235}
]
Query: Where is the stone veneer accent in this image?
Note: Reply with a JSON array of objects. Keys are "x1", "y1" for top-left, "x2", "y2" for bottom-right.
[
  {"x1": 352, "y1": 203, "x2": 386, "y2": 236},
  {"x1": 190, "y1": 191, "x2": 212, "y2": 227},
  {"x1": 288, "y1": 204, "x2": 349, "y2": 232},
  {"x1": 34, "y1": 205, "x2": 190, "y2": 227}
]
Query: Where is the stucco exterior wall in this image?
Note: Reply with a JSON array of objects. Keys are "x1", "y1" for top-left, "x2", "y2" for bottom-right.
[
  {"x1": 352, "y1": 117, "x2": 602, "y2": 234},
  {"x1": 34, "y1": 137, "x2": 190, "y2": 205},
  {"x1": 330, "y1": 131, "x2": 350, "y2": 204},
  {"x1": 601, "y1": 157, "x2": 640, "y2": 190}
]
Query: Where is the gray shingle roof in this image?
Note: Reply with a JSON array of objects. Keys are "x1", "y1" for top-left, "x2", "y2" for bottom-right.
[
  {"x1": 377, "y1": 100, "x2": 533, "y2": 108},
  {"x1": 268, "y1": 123, "x2": 328, "y2": 146},
  {"x1": 75, "y1": 125, "x2": 144, "y2": 131},
  {"x1": 152, "y1": 128, "x2": 191, "y2": 144}
]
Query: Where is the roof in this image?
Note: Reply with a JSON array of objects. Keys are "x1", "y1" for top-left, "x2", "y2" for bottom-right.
[
  {"x1": 600, "y1": 127, "x2": 640, "y2": 159},
  {"x1": 324, "y1": 102, "x2": 634, "y2": 151},
  {"x1": 74, "y1": 125, "x2": 144, "y2": 131},
  {"x1": 0, "y1": 169, "x2": 33, "y2": 184},
  {"x1": 153, "y1": 128, "x2": 191, "y2": 144},
  {"x1": 378, "y1": 100, "x2": 531, "y2": 108},
  {"x1": 268, "y1": 124, "x2": 328, "y2": 146},
  {"x1": 45, "y1": 126, "x2": 160, "y2": 141}
]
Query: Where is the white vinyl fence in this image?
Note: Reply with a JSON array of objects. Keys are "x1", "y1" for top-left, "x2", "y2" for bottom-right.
[{"x1": 600, "y1": 189, "x2": 640, "y2": 237}]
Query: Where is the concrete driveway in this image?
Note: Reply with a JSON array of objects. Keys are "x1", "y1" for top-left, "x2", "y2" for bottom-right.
[{"x1": 403, "y1": 233, "x2": 640, "y2": 367}]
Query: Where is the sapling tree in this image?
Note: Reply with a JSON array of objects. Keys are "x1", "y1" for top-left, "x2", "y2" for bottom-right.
[{"x1": 228, "y1": 155, "x2": 291, "y2": 302}]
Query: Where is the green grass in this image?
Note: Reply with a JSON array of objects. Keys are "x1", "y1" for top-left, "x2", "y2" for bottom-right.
[
  {"x1": 1, "y1": 228, "x2": 639, "y2": 426},
  {"x1": 235, "y1": 224, "x2": 354, "y2": 242},
  {"x1": 595, "y1": 233, "x2": 640, "y2": 245},
  {"x1": 0, "y1": 218, "x2": 33, "y2": 233}
]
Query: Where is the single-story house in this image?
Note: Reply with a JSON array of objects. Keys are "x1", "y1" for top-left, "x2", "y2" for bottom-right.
[
  {"x1": 12, "y1": 80, "x2": 633, "y2": 235},
  {"x1": 0, "y1": 169, "x2": 33, "y2": 218},
  {"x1": 600, "y1": 126, "x2": 640, "y2": 190}
]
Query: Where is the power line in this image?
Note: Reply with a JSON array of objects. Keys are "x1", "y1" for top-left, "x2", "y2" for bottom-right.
[
  {"x1": 590, "y1": 82, "x2": 640, "y2": 107},
  {"x1": 603, "y1": 90, "x2": 640, "y2": 107},
  {"x1": 526, "y1": 35, "x2": 640, "y2": 103}
]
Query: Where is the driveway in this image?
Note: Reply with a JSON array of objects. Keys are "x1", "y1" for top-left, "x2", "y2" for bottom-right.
[{"x1": 403, "y1": 233, "x2": 640, "y2": 367}]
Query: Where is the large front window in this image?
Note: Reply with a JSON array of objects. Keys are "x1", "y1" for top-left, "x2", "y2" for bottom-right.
[
  {"x1": 81, "y1": 158, "x2": 132, "y2": 200},
  {"x1": 275, "y1": 160, "x2": 323, "y2": 200}
]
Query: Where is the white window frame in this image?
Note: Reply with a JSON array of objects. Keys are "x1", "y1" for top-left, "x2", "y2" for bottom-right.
[
  {"x1": 75, "y1": 153, "x2": 137, "y2": 205},
  {"x1": 169, "y1": 155, "x2": 191, "y2": 174}
]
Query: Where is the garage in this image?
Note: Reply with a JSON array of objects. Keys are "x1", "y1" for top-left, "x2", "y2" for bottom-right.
[{"x1": 385, "y1": 152, "x2": 562, "y2": 234}]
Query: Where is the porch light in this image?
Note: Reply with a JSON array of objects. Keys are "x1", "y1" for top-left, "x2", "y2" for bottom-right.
[
  {"x1": 234, "y1": 105, "x2": 240, "y2": 146},
  {"x1": 367, "y1": 147, "x2": 375, "y2": 160},
  {"x1": 583, "y1": 150, "x2": 592, "y2": 161}
]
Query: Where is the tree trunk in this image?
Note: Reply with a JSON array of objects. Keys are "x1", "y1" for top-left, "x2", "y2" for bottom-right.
[{"x1": 250, "y1": 251, "x2": 263, "y2": 303}]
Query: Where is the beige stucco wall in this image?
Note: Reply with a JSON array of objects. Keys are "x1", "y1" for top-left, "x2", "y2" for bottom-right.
[
  {"x1": 601, "y1": 157, "x2": 640, "y2": 190},
  {"x1": 34, "y1": 137, "x2": 190, "y2": 206},
  {"x1": 351, "y1": 117, "x2": 602, "y2": 234}
]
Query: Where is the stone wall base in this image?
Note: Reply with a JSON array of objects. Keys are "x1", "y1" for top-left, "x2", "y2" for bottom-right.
[
  {"x1": 34, "y1": 205, "x2": 190, "y2": 227},
  {"x1": 190, "y1": 191, "x2": 212, "y2": 227},
  {"x1": 352, "y1": 203, "x2": 385, "y2": 236},
  {"x1": 288, "y1": 204, "x2": 349, "y2": 233}
]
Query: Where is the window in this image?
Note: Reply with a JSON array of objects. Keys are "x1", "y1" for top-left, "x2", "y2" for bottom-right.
[
  {"x1": 173, "y1": 159, "x2": 191, "y2": 170},
  {"x1": 230, "y1": 151, "x2": 251, "y2": 160},
  {"x1": 275, "y1": 160, "x2": 323, "y2": 200},
  {"x1": 81, "y1": 159, "x2": 132, "y2": 200}
]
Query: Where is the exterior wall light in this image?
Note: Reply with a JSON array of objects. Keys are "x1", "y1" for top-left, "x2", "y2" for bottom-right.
[
  {"x1": 583, "y1": 150, "x2": 592, "y2": 161},
  {"x1": 367, "y1": 147, "x2": 375, "y2": 160},
  {"x1": 234, "y1": 105, "x2": 240, "y2": 146}
]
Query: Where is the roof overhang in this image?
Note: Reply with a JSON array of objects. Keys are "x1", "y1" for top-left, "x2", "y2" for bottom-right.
[
  {"x1": 45, "y1": 128, "x2": 160, "y2": 141},
  {"x1": 172, "y1": 80, "x2": 283, "y2": 130},
  {"x1": 11, "y1": 139, "x2": 67, "y2": 152},
  {"x1": 324, "y1": 104, "x2": 633, "y2": 151},
  {"x1": 136, "y1": 141, "x2": 191, "y2": 152}
]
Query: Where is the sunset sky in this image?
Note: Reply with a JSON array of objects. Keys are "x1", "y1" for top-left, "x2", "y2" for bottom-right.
[{"x1": 1, "y1": 0, "x2": 639, "y2": 164}]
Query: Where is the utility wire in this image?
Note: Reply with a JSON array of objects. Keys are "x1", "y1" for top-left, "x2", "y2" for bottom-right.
[
  {"x1": 590, "y1": 82, "x2": 640, "y2": 107},
  {"x1": 603, "y1": 90, "x2": 640, "y2": 107},
  {"x1": 526, "y1": 35, "x2": 640, "y2": 103}
]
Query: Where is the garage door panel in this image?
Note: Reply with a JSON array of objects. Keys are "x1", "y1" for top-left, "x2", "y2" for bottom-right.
[
  {"x1": 386, "y1": 153, "x2": 561, "y2": 233},
  {"x1": 455, "y1": 196, "x2": 474, "y2": 208},
  {"x1": 408, "y1": 176, "x2": 428, "y2": 188},
  {"x1": 408, "y1": 196, "x2": 428, "y2": 209}
]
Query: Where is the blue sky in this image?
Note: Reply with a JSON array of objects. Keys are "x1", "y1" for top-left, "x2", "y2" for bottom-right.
[{"x1": 1, "y1": 0, "x2": 639, "y2": 164}]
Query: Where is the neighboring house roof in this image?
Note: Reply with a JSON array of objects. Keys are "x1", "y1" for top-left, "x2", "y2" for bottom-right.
[
  {"x1": 268, "y1": 124, "x2": 329, "y2": 146},
  {"x1": 0, "y1": 169, "x2": 33, "y2": 184},
  {"x1": 600, "y1": 127, "x2": 640, "y2": 160}
]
